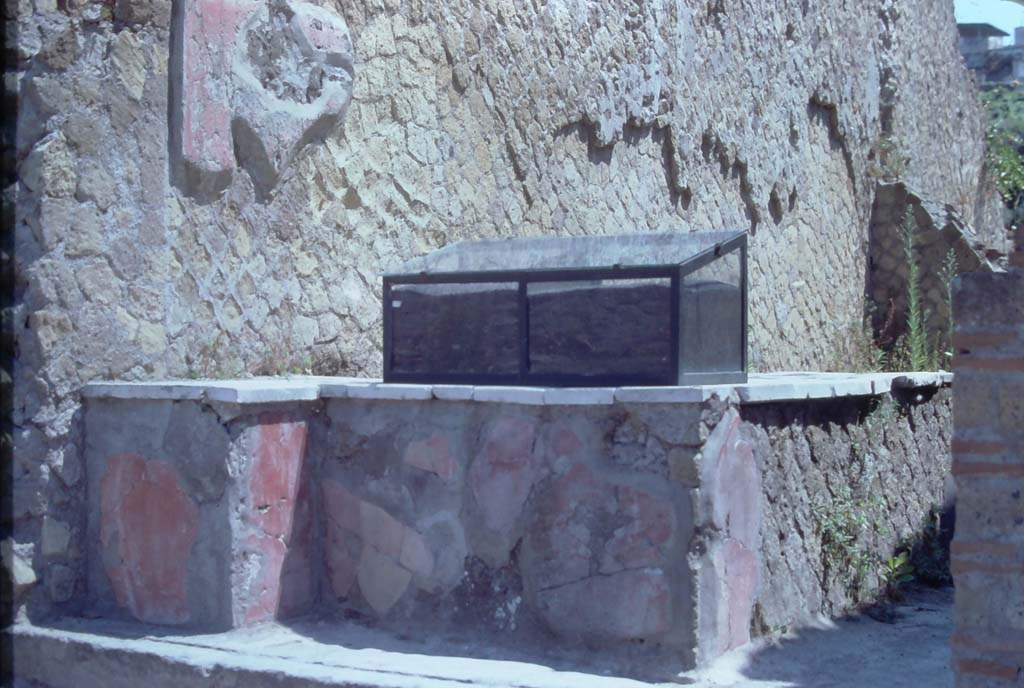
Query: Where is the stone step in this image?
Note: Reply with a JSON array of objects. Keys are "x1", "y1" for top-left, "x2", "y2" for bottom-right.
[{"x1": 10, "y1": 619, "x2": 678, "y2": 688}]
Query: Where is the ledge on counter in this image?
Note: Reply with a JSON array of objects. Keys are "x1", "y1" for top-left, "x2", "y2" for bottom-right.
[{"x1": 81, "y1": 371, "x2": 954, "y2": 406}]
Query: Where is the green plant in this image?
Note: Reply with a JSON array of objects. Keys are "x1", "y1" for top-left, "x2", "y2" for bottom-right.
[
  {"x1": 889, "y1": 212, "x2": 959, "y2": 372},
  {"x1": 814, "y1": 486, "x2": 885, "y2": 598},
  {"x1": 981, "y1": 84, "x2": 1024, "y2": 229},
  {"x1": 901, "y1": 211, "x2": 933, "y2": 371},
  {"x1": 880, "y1": 551, "x2": 915, "y2": 601},
  {"x1": 939, "y1": 249, "x2": 958, "y2": 369},
  {"x1": 901, "y1": 507, "x2": 953, "y2": 587},
  {"x1": 867, "y1": 133, "x2": 909, "y2": 181}
]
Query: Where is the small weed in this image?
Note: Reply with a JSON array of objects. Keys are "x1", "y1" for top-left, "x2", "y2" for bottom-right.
[
  {"x1": 814, "y1": 486, "x2": 885, "y2": 598},
  {"x1": 887, "y1": 211, "x2": 958, "y2": 371},
  {"x1": 867, "y1": 133, "x2": 909, "y2": 181},
  {"x1": 901, "y1": 507, "x2": 953, "y2": 587},
  {"x1": 880, "y1": 552, "x2": 915, "y2": 601},
  {"x1": 901, "y1": 210, "x2": 933, "y2": 371}
]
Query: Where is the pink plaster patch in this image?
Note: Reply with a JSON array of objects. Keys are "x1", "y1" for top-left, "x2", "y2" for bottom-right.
[
  {"x1": 550, "y1": 424, "x2": 583, "y2": 458},
  {"x1": 399, "y1": 529, "x2": 434, "y2": 578},
  {"x1": 721, "y1": 539, "x2": 759, "y2": 653},
  {"x1": 242, "y1": 414, "x2": 311, "y2": 624},
  {"x1": 708, "y1": 414, "x2": 761, "y2": 550},
  {"x1": 604, "y1": 484, "x2": 674, "y2": 571},
  {"x1": 470, "y1": 416, "x2": 540, "y2": 534},
  {"x1": 250, "y1": 415, "x2": 308, "y2": 537},
  {"x1": 181, "y1": 0, "x2": 259, "y2": 174},
  {"x1": 100, "y1": 453, "x2": 199, "y2": 625},
  {"x1": 403, "y1": 433, "x2": 457, "y2": 481},
  {"x1": 698, "y1": 409, "x2": 763, "y2": 660},
  {"x1": 320, "y1": 479, "x2": 434, "y2": 609}
]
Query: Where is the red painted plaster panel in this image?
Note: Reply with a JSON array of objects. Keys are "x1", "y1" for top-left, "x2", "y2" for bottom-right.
[
  {"x1": 242, "y1": 414, "x2": 311, "y2": 623},
  {"x1": 100, "y1": 453, "x2": 199, "y2": 625},
  {"x1": 470, "y1": 416, "x2": 540, "y2": 535}
]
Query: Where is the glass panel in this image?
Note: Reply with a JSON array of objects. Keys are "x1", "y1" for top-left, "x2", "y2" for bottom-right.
[
  {"x1": 390, "y1": 282, "x2": 518, "y2": 375},
  {"x1": 680, "y1": 249, "x2": 743, "y2": 374},
  {"x1": 390, "y1": 231, "x2": 744, "y2": 274},
  {"x1": 527, "y1": 278, "x2": 671, "y2": 378}
]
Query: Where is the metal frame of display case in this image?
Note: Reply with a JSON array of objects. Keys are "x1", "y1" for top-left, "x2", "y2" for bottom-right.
[{"x1": 381, "y1": 232, "x2": 747, "y2": 387}]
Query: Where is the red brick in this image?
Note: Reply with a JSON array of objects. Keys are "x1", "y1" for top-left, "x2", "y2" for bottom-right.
[
  {"x1": 951, "y1": 558, "x2": 1024, "y2": 576},
  {"x1": 956, "y1": 658, "x2": 1021, "y2": 681},
  {"x1": 953, "y1": 461, "x2": 1024, "y2": 477},
  {"x1": 953, "y1": 331, "x2": 1018, "y2": 350},
  {"x1": 953, "y1": 629, "x2": 1024, "y2": 654},
  {"x1": 951, "y1": 439, "x2": 1008, "y2": 456},
  {"x1": 953, "y1": 356, "x2": 1024, "y2": 371},
  {"x1": 952, "y1": 541, "x2": 1020, "y2": 557}
]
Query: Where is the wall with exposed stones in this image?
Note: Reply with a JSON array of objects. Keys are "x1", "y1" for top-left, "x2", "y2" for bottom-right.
[
  {"x1": 741, "y1": 388, "x2": 953, "y2": 633},
  {"x1": 68, "y1": 374, "x2": 952, "y2": 675},
  {"x1": 950, "y1": 235, "x2": 1024, "y2": 688},
  {"x1": 6, "y1": 0, "x2": 992, "y2": 618}
]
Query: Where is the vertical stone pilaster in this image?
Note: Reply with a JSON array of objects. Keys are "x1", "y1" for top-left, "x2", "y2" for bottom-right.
[{"x1": 950, "y1": 246, "x2": 1024, "y2": 687}]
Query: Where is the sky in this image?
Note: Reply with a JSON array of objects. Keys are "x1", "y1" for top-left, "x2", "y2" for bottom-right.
[{"x1": 955, "y1": 0, "x2": 1024, "y2": 36}]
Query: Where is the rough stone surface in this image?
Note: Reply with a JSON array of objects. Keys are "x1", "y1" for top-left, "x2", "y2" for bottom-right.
[
  {"x1": 99, "y1": 453, "x2": 200, "y2": 625},
  {"x1": 177, "y1": 0, "x2": 355, "y2": 199},
  {"x1": 8, "y1": 0, "x2": 998, "y2": 620},
  {"x1": 950, "y1": 266, "x2": 1024, "y2": 688},
  {"x1": 83, "y1": 399, "x2": 316, "y2": 629},
  {"x1": 3, "y1": 539, "x2": 38, "y2": 601},
  {"x1": 71, "y1": 380, "x2": 954, "y2": 673},
  {"x1": 236, "y1": 414, "x2": 314, "y2": 624},
  {"x1": 739, "y1": 391, "x2": 953, "y2": 634},
  {"x1": 868, "y1": 182, "x2": 995, "y2": 347}
]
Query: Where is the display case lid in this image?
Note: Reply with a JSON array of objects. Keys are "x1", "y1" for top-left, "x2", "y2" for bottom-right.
[{"x1": 386, "y1": 230, "x2": 745, "y2": 275}]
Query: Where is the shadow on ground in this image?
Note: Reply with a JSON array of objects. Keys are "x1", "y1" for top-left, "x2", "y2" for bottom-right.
[
  {"x1": 683, "y1": 587, "x2": 953, "y2": 688},
  {"x1": 21, "y1": 587, "x2": 953, "y2": 688}
]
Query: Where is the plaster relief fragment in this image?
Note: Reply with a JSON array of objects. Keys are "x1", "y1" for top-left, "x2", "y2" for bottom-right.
[{"x1": 175, "y1": 0, "x2": 354, "y2": 200}]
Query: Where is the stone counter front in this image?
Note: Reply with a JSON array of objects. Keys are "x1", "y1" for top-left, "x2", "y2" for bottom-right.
[{"x1": 80, "y1": 373, "x2": 952, "y2": 674}]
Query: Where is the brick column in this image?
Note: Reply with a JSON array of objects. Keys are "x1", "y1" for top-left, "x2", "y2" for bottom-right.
[{"x1": 950, "y1": 230, "x2": 1024, "y2": 687}]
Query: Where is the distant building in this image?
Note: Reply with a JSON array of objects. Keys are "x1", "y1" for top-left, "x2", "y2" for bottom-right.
[{"x1": 957, "y1": 22, "x2": 1024, "y2": 85}]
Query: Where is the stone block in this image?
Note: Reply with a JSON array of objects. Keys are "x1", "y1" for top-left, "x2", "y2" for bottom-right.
[
  {"x1": 177, "y1": 0, "x2": 355, "y2": 198},
  {"x1": 523, "y1": 461, "x2": 681, "y2": 642},
  {"x1": 85, "y1": 400, "x2": 315, "y2": 629},
  {"x1": 319, "y1": 478, "x2": 437, "y2": 615},
  {"x1": 952, "y1": 267, "x2": 1024, "y2": 688},
  {"x1": 469, "y1": 415, "x2": 541, "y2": 549},
  {"x1": 402, "y1": 433, "x2": 458, "y2": 481},
  {"x1": 2, "y1": 539, "x2": 37, "y2": 598},
  {"x1": 40, "y1": 516, "x2": 71, "y2": 559}
]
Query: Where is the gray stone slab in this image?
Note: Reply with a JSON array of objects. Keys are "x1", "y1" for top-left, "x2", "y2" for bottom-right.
[
  {"x1": 344, "y1": 384, "x2": 434, "y2": 401},
  {"x1": 614, "y1": 386, "x2": 716, "y2": 403},
  {"x1": 431, "y1": 385, "x2": 475, "y2": 401},
  {"x1": 318, "y1": 379, "x2": 378, "y2": 398},
  {"x1": 81, "y1": 373, "x2": 937, "y2": 407},
  {"x1": 81, "y1": 381, "x2": 209, "y2": 400},
  {"x1": 203, "y1": 380, "x2": 321, "y2": 403},
  {"x1": 891, "y1": 372, "x2": 949, "y2": 389},
  {"x1": 542, "y1": 388, "x2": 617, "y2": 405},
  {"x1": 472, "y1": 386, "x2": 547, "y2": 404},
  {"x1": 82, "y1": 379, "x2": 321, "y2": 403},
  {"x1": 12, "y1": 620, "x2": 679, "y2": 688}
]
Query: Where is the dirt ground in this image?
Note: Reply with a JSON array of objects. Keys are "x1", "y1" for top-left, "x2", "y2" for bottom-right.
[
  {"x1": 680, "y1": 587, "x2": 954, "y2": 688},
  {"x1": 12, "y1": 587, "x2": 955, "y2": 688}
]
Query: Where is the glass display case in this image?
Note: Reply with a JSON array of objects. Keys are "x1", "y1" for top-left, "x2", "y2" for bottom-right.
[{"x1": 382, "y1": 231, "x2": 747, "y2": 386}]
